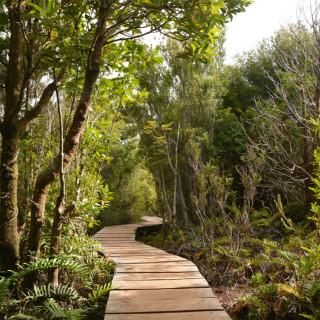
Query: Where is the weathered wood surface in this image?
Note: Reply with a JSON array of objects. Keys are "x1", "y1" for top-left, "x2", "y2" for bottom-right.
[{"x1": 92, "y1": 216, "x2": 230, "y2": 320}]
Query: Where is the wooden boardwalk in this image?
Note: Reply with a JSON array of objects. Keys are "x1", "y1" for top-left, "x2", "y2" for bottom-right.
[{"x1": 92, "y1": 217, "x2": 230, "y2": 320}]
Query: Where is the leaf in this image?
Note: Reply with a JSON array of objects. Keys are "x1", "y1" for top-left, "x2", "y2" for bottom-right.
[
  {"x1": 299, "y1": 314, "x2": 317, "y2": 320},
  {"x1": 47, "y1": 0, "x2": 54, "y2": 17},
  {"x1": 27, "y1": 2, "x2": 47, "y2": 18},
  {"x1": 175, "y1": 52, "x2": 189, "y2": 59}
]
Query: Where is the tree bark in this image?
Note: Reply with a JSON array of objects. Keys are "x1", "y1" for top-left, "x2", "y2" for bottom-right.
[
  {"x1": 301, "y1": 87, "x2": 313, "y2": 215},
  {"x1": 171, "y1": 123, "x2": 180, "y2": 236},
  {"x1": 178, "y1": 173, "x2": 189, "y2": 225},
  {"x1": 0, "y1": 0, "x2": 25, "y2": 271},
  {"x1": 0, "y1": 127, "x2": 20, "y2": 271}
]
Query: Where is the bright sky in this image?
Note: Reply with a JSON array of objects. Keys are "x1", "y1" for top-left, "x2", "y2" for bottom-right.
[{"x1": 225, "y1": 0, "x2": 301, "y2": 64}]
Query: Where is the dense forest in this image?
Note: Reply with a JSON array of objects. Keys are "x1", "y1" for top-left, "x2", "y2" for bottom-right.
[{"x1": 1, "y1": 0, "x2": 320, "y2": 319}]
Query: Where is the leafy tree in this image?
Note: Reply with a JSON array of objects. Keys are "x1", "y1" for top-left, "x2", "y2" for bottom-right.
[{"x1": 125, "y1": 39, "x2": 244, "y2": 230}]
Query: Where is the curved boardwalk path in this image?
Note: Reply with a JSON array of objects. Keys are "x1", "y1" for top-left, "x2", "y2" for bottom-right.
[{"x1": 92, "y1": 217, "x2": 230, "y2": 320}]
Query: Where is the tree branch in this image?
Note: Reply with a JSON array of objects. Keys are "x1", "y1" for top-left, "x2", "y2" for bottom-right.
[{"x1": 19, "y1": 65, "x2": 67, "y2": 131}]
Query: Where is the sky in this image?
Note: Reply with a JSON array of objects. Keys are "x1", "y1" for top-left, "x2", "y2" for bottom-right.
[{"x1": 225, "y1": 0, "x2": 301, "y2": 64}]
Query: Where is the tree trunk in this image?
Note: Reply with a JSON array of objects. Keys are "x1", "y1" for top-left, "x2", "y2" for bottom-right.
[
  {"x1": 0, "y1": 127, "x2": 20, "y2": 271},
  {"x1": 301, "y1": 87, "x2": 313, "y2": 215},
  {"x1": 0, "y1": 0, "x2": 25, "y2": 271},
  {"x1": 171, "y1": 123, "x2": 180, "y2": 236},
  {"x1": 161, "y1": 169, "x2": 172, "y2": 222},
  {"x1": 48, "y1": 78, "x2": 66, "y2": 286},
  {"x1": 48, "y1": 203, "x2": 75, "y2": 285},
  {"x1": 178, "y1": 173, "x2": 189, "y2": 225},
  {"x1": 27, "y1": 1, "x2": 108, "y2": 256},
  {"x1": 48, "y1": 205, "x2": 64, "y2": 286}
]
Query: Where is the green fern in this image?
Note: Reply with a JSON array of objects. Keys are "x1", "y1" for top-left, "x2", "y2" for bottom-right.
[
  {"x1": 10, "y1": 257, "x2": 88, "y2": 284},
  {"x1": 302, "y1": 281, "x2": 320, "y2": 300},
  {"x1": 299, "y1": 314, "x2": 317, "y2": 320},
  {"x1": 26, "y1": 284, "x2": 81, "y2": 302},
  {"x1": 8, "y1": 313, "x2": 39, "y2": 319},
  {"x1": 43, "y1": 299, "x2": 85, "y2": 320},
  {"x1": 87, "y1": 283, "x2": 113, "y2": 305},
  {"x1": 0, "y1": 277, "x2": 10, "y2": 311},
  {"x1": 277, "y1": 283, "x2": 301, "y2": 298}
]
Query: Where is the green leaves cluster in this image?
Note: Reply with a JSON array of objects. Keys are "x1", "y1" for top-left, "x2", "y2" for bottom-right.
[{"x1": 0, "y1": 236, "x2": 115, "y2": 319}]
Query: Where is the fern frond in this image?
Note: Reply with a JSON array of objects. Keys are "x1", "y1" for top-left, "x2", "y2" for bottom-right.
[
  {"x1": 272, "y1": 257, "x2": 291, "y2": 268},
  {"x1": 299, "y1": 314, "x2": 317, "y2": 320},
  {"x1": 43, "y1": 299, "x2": 85, "y2": 320},
  {"x1": 87, "y1": 283, "x2": 113, "y2": 305},
  {"x1": 0, "y1": 277, "x2": 10, "y2": 311},
  {"x1": 8, "y1": 313, "x2": 39, "y2": 319},
  {"x1": 277, "y1": 283, "x2": 301, "y2": 298},
  {"x1": 10, "y1": 257, "x2": 88, "y2": 284},
  {"x1": 26, "y1": 284, "x2": 81, "y2": 302},
  {"x1": 302, "y1": 281, "x2": 320, "y2": 299}
]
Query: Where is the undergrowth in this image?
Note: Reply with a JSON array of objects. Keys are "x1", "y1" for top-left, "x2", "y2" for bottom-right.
[
  {"x1": 141, "y1": 207, "x2": 320, "y2": 320},
  {"x1": 0, "y1": 235, "x2": 115, "y2": 319}
]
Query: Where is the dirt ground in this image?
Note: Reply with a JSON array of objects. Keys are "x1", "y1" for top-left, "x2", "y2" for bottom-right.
[{"x1": 213, "y1": 285, "x2": 252, "y2": 318}]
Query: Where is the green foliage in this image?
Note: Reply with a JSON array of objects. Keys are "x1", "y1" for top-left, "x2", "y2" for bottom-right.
[
  {"x1": 1, "y1": 236, "x2": 115, "y2": 319},
  {"x1": 0, "y1": 277, "x2": 10, "y2": 311},
  {"x1": 310, "y1": 148, "x2": 320, "y2": 237},
  {"x1": 100, "y1": 143, "x2": 157, "y2": 225},
  {"x1": 10, "y1": 257, "x2": 87, "y2": 284},
  {"x1": 27, "y1": 283, "x2": 81, "y2": 303},
  {"x1": 251, "y1": 273, "x2": 265, "y2": 287},
  {"x1": 42, "y1": 300, "x2": 86, "y2": 320},
  {"x1": 87, "y1": 283, "x2": 113, "y2": 306}
]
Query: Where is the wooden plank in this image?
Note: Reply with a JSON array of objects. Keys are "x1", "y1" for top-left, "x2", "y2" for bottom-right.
[
  {"x1": 98, "y1": 242, "x2": 143, "y2": 247},
  {"x1": 115, "y1": 272, "x2": 203, "y2": 281},
  {"x1": 93, "y1": 235, "x2": 135, "y2": 239},
  {"x1": 104, "y1": 247, "x2": 164, "y2": 252},
  {"x1": 116, "y1": 261, "x2": 194, "y2": 266},
  {"x1": 94, "y1": 231, "x2": 135, "y2": 235},
  {"x1": 107, "y1": 252, "x2": 172, "y2": 258},
  {"x1": 106, "y1": 311, "x2": 230, "y2": 320},
  {"x1": 94, "y1": 235, "x2": 135, "y2": 238},
  {"x1": 107, "y1": 287, "x2": 217, "y2": 300},
  {"x1": 107, "y1": 254, "x2": 174, "y2": 259},
  {"x1": 106, "y1": 289, "x2": 222, "y2": 313},
  {"x1": 112, "y1": 278, "x2": 209, "y2": 289},
  {"x1": 116, "y1": 263, "x2": 199, "y2": 273},
  {"x1": 105, "y1": 251, "x2": 166, "y2": 256},
  {"x1": 103, "y1": 246, "x2": 161, "y2": 250},
  {"x1": 114, "y1": 257, "x2": 188, "y2": 264}
]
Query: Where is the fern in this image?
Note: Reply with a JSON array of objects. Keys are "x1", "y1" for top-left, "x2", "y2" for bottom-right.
[
  {"x1": 302, "y1": 281, "x2": 320, "y2": 300},
  {"x1": 8, "y1": 313, "x2": 39, "y2": 319},
  {"x1": 299, "y1": 314, "x2": 317, "y2": 320},
  {"x1": 87, "y1": 283, "x2": 113, "y2": 305},
  {"x1": 43, "y1": 299, "x2": 85, "y2": 320},
  {"x1": 10, "y1": 257, "x2": 88, "y2": 284},
  {"x1": 271, "y1": 257, "x2": 292, "y2": 269},
  {"x1": 0, "y1": 277, "x2": 10, "y2": 311},
  {"x1": 277, "y1": 283, "x2": 301, "y2": 298},
  {"x1": 26, "y1": 284, "x2": 81, "y2": 302}
]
